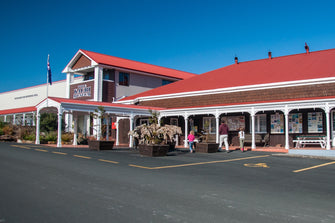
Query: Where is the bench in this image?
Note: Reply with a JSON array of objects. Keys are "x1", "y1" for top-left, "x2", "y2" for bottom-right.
[
  {"x1": 293, "y1": 135, "x2": 327, "y2": 148},
  {"x1": 244, "y1": 134, "x2": 264, "y2": 145}
]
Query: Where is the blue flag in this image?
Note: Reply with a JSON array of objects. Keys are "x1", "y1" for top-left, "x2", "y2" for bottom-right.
[{"x1": 47, "y1": 55, "x2": 52, "y2": 85}]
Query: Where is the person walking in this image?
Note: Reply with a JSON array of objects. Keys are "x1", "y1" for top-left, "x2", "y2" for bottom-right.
[
  {"x1": 238, "y1": 127, "x2": 245, "y2": 152},
  {"x1": 219, "y1": 118, "x2": 229, "y2": 152},
  {"x1": 187, "y1": 130, "x2": 195, "y2": 153}
]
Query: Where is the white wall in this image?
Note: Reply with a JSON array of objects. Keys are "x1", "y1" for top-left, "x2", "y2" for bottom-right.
[
  {"x1": 115, "y1": 71, "x2": 166, "y2": 99},
  {"x1": 0, "y1": 78, "x2": 83, "y2": 110}
]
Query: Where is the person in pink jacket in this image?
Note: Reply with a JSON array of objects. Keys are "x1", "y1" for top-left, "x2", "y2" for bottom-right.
[{"x1": 187, "y1": 130, "x2": 195, "y2": 153}]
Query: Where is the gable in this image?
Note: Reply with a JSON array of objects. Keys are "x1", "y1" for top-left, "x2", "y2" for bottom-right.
[{"x1": 71, "y1": 55, "x2": 91, "y2": 70}]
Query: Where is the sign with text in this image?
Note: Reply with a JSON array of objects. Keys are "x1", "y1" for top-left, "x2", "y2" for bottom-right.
[{"x1": 73, "y1": 84, "x2": 91, "y2": 99}]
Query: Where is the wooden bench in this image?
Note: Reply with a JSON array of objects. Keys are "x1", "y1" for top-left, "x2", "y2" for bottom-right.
[
  {"x1": 244, "y1": 134, "x2": 264, "y2": 145},
  {"x1": 293, "y1": 135, "x2": 327, "y2": 148}
]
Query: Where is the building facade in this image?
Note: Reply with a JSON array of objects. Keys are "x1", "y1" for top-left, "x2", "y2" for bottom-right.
[
  {"x1": 1, "y1": 46, "x2": 335, "y2": 150},
  {"x1": 119, "y1": 47, "x2": 335, "y2": 149}
]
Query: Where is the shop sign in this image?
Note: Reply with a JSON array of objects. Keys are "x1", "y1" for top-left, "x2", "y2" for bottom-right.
[{"x1": 73, "y1": 84, "x2": 91, "y2": 99}]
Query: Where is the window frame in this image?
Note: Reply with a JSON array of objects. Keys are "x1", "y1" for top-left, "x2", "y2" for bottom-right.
[
  {"x1": 254, "y1": 114, "x2": 267, "y2": 134},
  {"x1": 119, "y1": 72, "x2": 130, "y2": 86}
]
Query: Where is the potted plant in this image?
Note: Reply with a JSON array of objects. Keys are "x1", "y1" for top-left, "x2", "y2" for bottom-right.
[
  {"x1": 88, "y1": 106, "x2": 115, "y2": 151},
  {"x1": 128, "y1": 110, "x2": 182, "y2": 157},
  {"x1": 196, "y1": 120, "x2": 219, "y2": 153}
]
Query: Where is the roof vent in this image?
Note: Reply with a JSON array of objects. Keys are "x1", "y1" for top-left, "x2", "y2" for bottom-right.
[
  {"x1": 268, "y1": 51, "x2": 272, "y2": 59},
  {"x1": 234, "y1": 56, "x2": 238, "y2": 64},
  {"x1": 305, "y1": 42, "x2": 310, "y2": 54}
]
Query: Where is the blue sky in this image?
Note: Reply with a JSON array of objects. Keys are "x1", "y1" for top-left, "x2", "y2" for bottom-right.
[{"x1": 1, "y1": 0, "x2": 335, "y2": 93}]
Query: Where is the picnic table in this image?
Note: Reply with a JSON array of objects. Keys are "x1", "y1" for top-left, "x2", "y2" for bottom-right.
[{"x1": 293, "y1": 135, "x2": 327, "y2": 148}]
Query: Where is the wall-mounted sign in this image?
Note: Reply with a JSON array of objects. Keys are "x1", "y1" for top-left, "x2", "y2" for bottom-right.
[
  {"x1": 73, "y1": 84, "x2": 91, "y2": 99},
  {"x1": 271, "y1": 113, "x2": 284, "y2": 133},
  {"x1": 308, "y1": 112, "x2": 323, "y2": 133}
]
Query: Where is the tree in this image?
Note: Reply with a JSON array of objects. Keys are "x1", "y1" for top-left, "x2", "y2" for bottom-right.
[{"x1": 40, "y1": 113, "x2": 65, "y2": 133}]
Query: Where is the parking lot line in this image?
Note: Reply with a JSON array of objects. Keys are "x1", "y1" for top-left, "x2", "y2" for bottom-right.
[
  {"x1": 293, "y1": 161, "x2": 335, "y2": 173},
  {"x1": 35, "y1": 149, "x2": 48, "y2": 152},
  {"x1": 73, "y1": 155, "x2": 91, "y2": 159},
  {"x1": 11, "y1": 145, "x2": 32, "y2": 150},
  {"x1": 98, "y1": 159, "x2": 119, "y2": 164},
  {"x1": 129, "y1": 155, "x2": 270, "y2": 170},
  {"x1": 52, "y1": 151, "x2": 67, "y2": 155}
]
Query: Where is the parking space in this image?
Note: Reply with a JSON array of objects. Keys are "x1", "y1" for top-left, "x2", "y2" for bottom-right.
[{"x1": 6, "y1": 142, "x2": 335, "y2": 174}]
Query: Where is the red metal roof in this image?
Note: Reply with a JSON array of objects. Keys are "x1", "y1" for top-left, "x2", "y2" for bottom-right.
[
  {"x1": 80, "y1": 50, "x2": 197, "y2": 80},
  {"x1": 0, "y1": 106, "x2": 36, "y2": 115},
  {"x1": 122, "y1": 48, "x2": 335, "y2": 101}
]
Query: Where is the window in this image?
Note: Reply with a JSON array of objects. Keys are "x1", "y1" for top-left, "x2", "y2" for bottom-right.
[
  {"x1": 83, "y1": 72, "x2": 94, "y2": 81},
  {"x1": 222, "y1": 116, "x2": 245, "y2": 131},
  {"x1": 270, "y1": 113, "x2": 284, "y2": 133},
  {"x1": 140, "y1": 119, "x2": 149, "y2": 125},
  {"x1": 254, "y1": 114, "x2": 267, "y2": 133},
  {"x1": 308, "y1": 112, "x2": 323, "y2": 133},
  {"x1": 119, "y1": 72, "x2": 129, "y2": 86},
  {"x1": 170, "y1": 118, "x2": 178, "y2": 126},
  {"x1": 289, "y1": 113, "x2": 302, "y2": 133},
  {"x1": 162, "y1": 80, "x2": 173, "y2": 86},
  {"x1": 103, "y1": 69, "x2": 115, "y2": 81},
  {"x1": 203, "y1": 117, "x2": 216, "y2": 134}
]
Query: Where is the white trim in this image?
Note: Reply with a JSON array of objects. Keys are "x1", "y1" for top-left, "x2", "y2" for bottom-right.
[{"x1": 62, "y1": 50, "x2": 96, "y2": 73}]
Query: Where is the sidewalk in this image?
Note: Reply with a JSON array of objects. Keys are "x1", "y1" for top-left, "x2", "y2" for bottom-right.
[{"x1": 46, "y1": 143, "x2": 335, "y2": 159}]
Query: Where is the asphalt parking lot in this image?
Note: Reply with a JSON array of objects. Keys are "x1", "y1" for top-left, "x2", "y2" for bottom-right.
[{"x1": 1, "y1": 142, "x2": 335, "y2": 223}]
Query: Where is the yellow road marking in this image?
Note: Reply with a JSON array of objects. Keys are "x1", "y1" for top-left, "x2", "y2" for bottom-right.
[
  {"x1": 244, "y1": 163, "x2": 269, "y2": 168},
  {"x1": 11, "y1": 145, "x2": 32, "y2": 150},
  {"x1": 73, "y1": 155, "x2": 91, "y2": 159},
  {"x1": 98, "y1": 159, "x2": 119, "y2": 164},
  {"x1": 52, "y1": 151, "x2": 67, "y2": 155},
  {"x1": 129, "y1": 155, "x2": 270, "y2": 170},
  {"x1": 35, "y1": 149, "x2": 48, "y2": 152},
  {"x1": 293, "y1": 161, "x2": 335, "y2": 173},
  {"x1": 129, "y1": 164, "x2": 153, "y2": 169}
]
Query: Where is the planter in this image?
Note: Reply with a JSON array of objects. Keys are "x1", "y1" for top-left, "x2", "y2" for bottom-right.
[
  {"x1": 196, "y1": 142, "x2": 219, "y2": 153},
  {"x1": 138, "y1": 144, "x2": 169, "y2": 157},
  {"x1": 88, "y1": 140, "x2": 115, "y2": 151}
]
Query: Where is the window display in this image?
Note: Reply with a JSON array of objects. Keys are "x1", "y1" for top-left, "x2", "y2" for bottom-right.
[
  {"x1": 289, "y1": 113, "x2": 303, "y2": 133},
  {"x1": 271, "y1": 113, "x2": 284, "y2": 133},
  {"x1": 308, "y1": 112, "x2": 323, "y2": 133}
]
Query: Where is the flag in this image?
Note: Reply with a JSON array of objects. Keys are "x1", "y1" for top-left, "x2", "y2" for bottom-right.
[{"x1": 47, "y1": 55, "x2": 52, "y2": 85}]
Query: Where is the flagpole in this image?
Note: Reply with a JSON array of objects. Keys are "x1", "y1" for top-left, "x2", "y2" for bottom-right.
[{"x1": 47, "y1": 54, "x2": 49, "y2": 107}]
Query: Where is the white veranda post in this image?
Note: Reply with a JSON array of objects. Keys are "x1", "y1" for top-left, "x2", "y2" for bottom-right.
[
  {"x1": 325, "y1": 104, "x2": 331, "y2": 150},
  {"x1": 284, "y1": 107, "x2": 290, "y2": 149},
  {"x1": 73, "y1": 113, "x2": 78, "y2": 146},
  {"x1": 216, "y1": 115, "x2": 220, "y2": 143},
  {"x1": 184, "y1": 115, "x2": 189, "y2": 148},
  {"x1": 129, "y1": 115, "x2": 134, "y2": 147},
  {"x1": 57, "y1": 110, "x2": 63, "y2": 148},
  {"x1": 35, "y1": 112, "x2": 41, "y2": 144},
  {"x1": 251, "y1": 109, "x2": 256, "y2": 149}
]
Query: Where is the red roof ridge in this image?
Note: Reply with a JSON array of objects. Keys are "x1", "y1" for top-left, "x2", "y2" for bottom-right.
[
  {"x1": 80, "y1": 49, "x2": 197, "y2": 76},
  {"x1": 231, "y1": 47, "x2": 335, "y2": 66}
]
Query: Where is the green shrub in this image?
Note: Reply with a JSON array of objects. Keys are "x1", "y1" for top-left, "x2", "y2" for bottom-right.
[
  {"x1": 61, "y1": 133, "x2": 73, "y2": 143},
  {"x1": 23, "y1": 134, "x2": 36, "y2": 141},
  {"x1": 44, "y1": 132, "x2": 57, "y2": 142}
]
